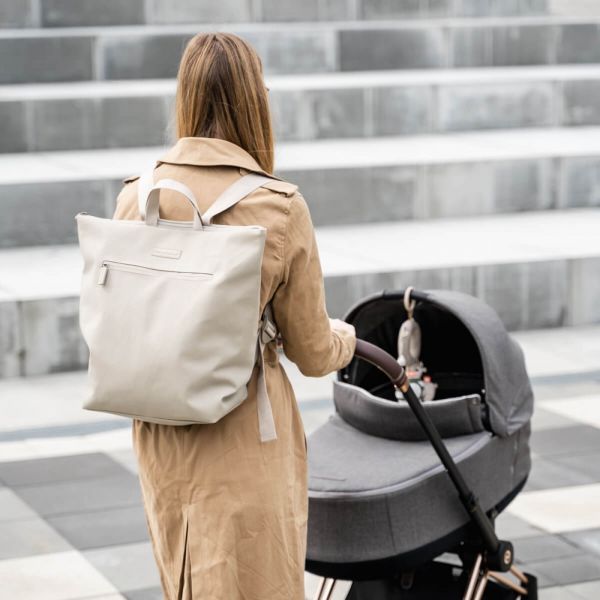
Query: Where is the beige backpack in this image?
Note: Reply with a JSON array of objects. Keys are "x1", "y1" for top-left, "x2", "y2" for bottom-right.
[{"x1": 75, "y1": 167, "x2": 280, "y2": 442}]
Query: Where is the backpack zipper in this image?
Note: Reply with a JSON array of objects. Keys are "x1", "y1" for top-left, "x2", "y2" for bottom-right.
[{"x1": 97, "y1": 260, "x2": 213, "y2": 286}]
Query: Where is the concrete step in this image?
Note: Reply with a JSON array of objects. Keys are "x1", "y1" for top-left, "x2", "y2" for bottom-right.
[
  {"x1": 0, "y1": 0, "x2": 559, "y2": 29},
  {"x1": 2, "y1": 16, "x2": 600, "y2": 83},
  {"x1": 7, "y1": 0, "x2": 600, "y2": 29},
  {"x1": 0, "y1": 207, "x2": 598, "y2": 378},
  {"x1": 4, "y1": 65, "x2": 600, "y2": 153},
  {"x1": 2, "y1": 127, "x2": 600, "y2": 247}
]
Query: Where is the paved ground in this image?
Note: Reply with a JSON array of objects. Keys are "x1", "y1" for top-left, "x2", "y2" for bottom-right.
[{"x1": 1, "y1": 325, "x2": 600, "y2": 599}]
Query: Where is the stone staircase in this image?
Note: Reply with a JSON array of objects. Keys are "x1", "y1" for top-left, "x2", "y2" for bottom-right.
[{"x1": 2, "y1": 0, "x2": 600, "y2": 378}]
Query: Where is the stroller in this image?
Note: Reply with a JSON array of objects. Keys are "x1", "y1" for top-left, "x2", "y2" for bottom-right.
[{"x1": 306, "y1": 288, "x2": 537, "y2": 599}]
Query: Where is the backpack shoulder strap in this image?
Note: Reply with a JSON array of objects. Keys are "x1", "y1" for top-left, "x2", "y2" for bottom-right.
[
  {"x1": 137, "y1": 165, "x2": 158, "y2": 219},
  {"x1": 137, "y1": 169, "x2": 274, "y2": 223},
  {"x1": 256, "y1": 301, "x2": 278, "y2": 442},
  {"x1": 202, "y1": 174, "x2": 273, "y2": 225}
]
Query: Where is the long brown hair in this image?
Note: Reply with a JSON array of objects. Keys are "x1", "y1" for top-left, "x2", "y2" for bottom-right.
[{"x1": 175, "y1": 32, "x2": 274, "y2": 174}]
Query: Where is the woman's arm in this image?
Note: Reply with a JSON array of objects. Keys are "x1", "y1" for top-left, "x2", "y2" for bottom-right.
[{"x1": 272, "y1": 192, "x2": 356, "y2": 377}]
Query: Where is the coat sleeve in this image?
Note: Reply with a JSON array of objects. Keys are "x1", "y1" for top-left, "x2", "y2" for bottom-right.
[{"x1": 271, "y1": 192, "x2": 356, "y2": 377}]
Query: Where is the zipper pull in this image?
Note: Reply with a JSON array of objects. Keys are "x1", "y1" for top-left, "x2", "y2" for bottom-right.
[{"x1": 97, "y1": 263, "x2": 108, "y2": 285}]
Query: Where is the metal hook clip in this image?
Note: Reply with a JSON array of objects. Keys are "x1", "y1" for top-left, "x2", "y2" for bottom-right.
[{"x1": 404, "y1": 286, "x2": 416, "y2": 319}]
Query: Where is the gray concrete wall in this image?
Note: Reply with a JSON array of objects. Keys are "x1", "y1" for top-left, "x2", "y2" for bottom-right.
[{"x1": 0, "y1": 0, "x2": 553, "y2": 28}]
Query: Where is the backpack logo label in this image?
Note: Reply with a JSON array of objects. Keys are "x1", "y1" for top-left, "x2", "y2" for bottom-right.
[{"x1": 151, "y1": 247, "x2": 182, "y2": 259}]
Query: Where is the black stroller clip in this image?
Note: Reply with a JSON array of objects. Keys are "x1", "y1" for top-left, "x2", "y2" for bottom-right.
[{"x1": 306, "y1": 288, "x2": 538, "y2": 600}]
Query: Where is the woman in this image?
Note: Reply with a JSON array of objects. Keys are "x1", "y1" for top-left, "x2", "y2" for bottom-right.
[{"x1": 111, "y1": 32, "x2": 356, "y2": 599}]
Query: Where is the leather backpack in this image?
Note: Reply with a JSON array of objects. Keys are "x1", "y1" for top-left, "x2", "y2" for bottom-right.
[{"x1": 75, "y1": 167, "x2": 280, "y2": 442}]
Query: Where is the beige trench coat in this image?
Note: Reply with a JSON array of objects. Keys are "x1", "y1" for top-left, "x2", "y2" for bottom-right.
[{"x1": 112, "y1": 137, "x2": 356, "y2": 600}]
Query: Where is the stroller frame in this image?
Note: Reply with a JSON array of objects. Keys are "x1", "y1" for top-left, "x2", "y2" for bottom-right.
[{"x1": 311, "y1": 335, "x2": 537, "y2": 600}]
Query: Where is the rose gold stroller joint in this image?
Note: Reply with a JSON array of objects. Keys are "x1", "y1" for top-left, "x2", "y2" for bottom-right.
[{"x1": 307, "y1": 288, "x2": 538, "y2": 600}]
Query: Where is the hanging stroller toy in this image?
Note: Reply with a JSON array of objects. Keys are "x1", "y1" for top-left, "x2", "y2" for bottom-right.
[
  {"x1": 306, "y1": 288, "x2": 537, "y2": 599},
  {"x1": 396, "y1": 286, "x2": 437, "y2": 403}
]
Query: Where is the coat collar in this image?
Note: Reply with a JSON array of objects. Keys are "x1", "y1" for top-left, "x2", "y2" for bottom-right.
[
  {"x1": 123, "y1": 136, "x2": 298, "y2": 195},
  {"x1": 158, "y1": 136, "x2": 271, "y2": 177}
]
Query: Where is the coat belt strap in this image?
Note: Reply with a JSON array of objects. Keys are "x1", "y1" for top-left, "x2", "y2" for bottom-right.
[{"x1": 256, "y1": 303, "x2": 278, "y2": 443}]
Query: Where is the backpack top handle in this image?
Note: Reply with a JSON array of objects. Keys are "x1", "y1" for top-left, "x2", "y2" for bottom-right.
[
  {"x1": 144, "y1": 178, "x2": 205, "y2": 230},
  {"x1": 138, "y1": 164, "x2": 274, "y2": 229}
]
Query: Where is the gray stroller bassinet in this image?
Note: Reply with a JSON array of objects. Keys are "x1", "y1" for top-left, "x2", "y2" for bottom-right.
[{"x1": 306, "y1": 289, "x2": 537, "y2": 599}]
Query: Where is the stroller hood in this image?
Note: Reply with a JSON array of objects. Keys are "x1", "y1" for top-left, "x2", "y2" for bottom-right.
[{"x1": 341, "y1": 289, "x2": 534, "y2": 438}]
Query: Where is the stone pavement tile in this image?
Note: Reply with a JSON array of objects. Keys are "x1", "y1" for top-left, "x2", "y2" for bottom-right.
[
  {"x1": 554, "y1": 452, "x2": 600, "y2": 482},
  {"x1": 305, "y1": 572, "x2": 353, "y2": 600},
  {"x1": 517, "y1": 345, "x2": 580, "y2": 384},
  {"x1": 106, "y1": 448, "x2": 139, "y2": 475},
  {"x1": 531, "y1": 425, "x2": 600, "y2": 458},
  {"x1": 0, "y1": 550, "x2": 117, "y2": 600},
  {"x1": 563, "y1": 528, "x2": 600, "y2": 556},
  {"x1": 542, "y1": 394, "x2": 600, "y2": 429},
  {"x1": 0, "y1": 370, "x2": 101, "y2": 432},
  {"x1": 541, "y1": 586, "x2": 590, "y2": 599},
  {"x1": 0, "y1": 428, "x2": 133, "y2": 463},
  {"x1": 0, "y1": 517, "x2": 71, "y2": 559},
  {"x1": 282, "y1": 355, "x2": 334, "y2": 402},
  {"x1": 15, "y1": 473, "x2": 142, "y2": 517},
  {"x1": 531, "y1": 406, "x2": 579, "y2": 431},
  {"x1": 300, "y1": 403, "x2": 334, "y2": 435},
  {"x1": 563, "y1": 579, "x2": 600, "y2": 600},
  {"x1": 495, "y1": 512, "x2": 545, "y2": 540},
  {"x1": 532, "y1": 379, "x2": 600, "y2": 404},
  {"x1": 305, "y1": 572, "x2": 320, "y2": 599},
  {"x1": 27, "y1": 428, "x2": 133, "y2": 456},
  {"x1": 513, "y1": 325, "x2": 600, "y2": 380},
  {"x1": 83, "y1": 541, "x2": 160, "y2": 592},
  {"x1": 305, "y1": 578, "x2": 351, "y2": 600},
  {"x1": 508, "y1": 483, "x2": 600, "y2": 533},
  {"x1": 526, "y1": 554, "x2": 600, "y2": 587},
  {"x1": 0, "y1": 420, "x2": 130, "y2": 443},
  {"x1": 47, "y1": 504, "x2": 149, "y2": 551},
  {"x1": 123, "y1": 587, "x2": 163, "y2": 600},
  {"x1": 0, "y1": 487, "x2": 37, "y2": 521},
  {"x1": 513, "y1": 534, "x2": 582, "y2": 564},
  {"x1": 0, "y1": 452, "x2": 131, "y2": 487},
  {"x1": 524, "y1": 457, "x2": 598, "y2": 491}
]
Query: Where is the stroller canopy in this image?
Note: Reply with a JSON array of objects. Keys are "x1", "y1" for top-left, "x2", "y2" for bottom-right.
[
  {"x1": 341, "y1": 289, "x2": 534, "y2": 438},
  {"x1": 307, "y1": 288, "x2": 534, "y2": 575}
]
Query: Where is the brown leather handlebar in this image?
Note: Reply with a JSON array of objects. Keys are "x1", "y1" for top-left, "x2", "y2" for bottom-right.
[{"x1": 354, "y1": 338, "x2": 409, "y2": 392}]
